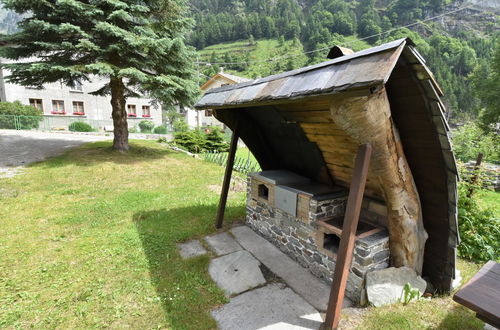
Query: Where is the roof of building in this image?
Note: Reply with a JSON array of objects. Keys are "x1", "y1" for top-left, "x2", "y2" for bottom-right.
[
  {"x1": 200, "y1": 70, "x2": 251, "y2": 91},
  {"x1": 195, "y1": 38, "x2": 442, "y2": 109}
]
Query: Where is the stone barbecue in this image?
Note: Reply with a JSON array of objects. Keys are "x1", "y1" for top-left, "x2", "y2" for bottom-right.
[{"x1": 246, "y1": 170, "x2": 390, "y2": 304}]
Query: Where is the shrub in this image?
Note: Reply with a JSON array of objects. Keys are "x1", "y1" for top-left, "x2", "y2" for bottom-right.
[
  {"x1": 0, "y1": 101, "x2": 43, "y2": 129},
  {"x1": 173, "y1": 129, "x2": 206, "y2": 153},
  {"x1": 457, "y1": 164, "x2": 499, "y2": 262},
  {"x1": 452, "y1": 123, "x2": 500, "y2": 163},
  {"x1": 153, "y1": 125, "x2": 167, "y2": 134},
  {"x1": 205, "y1": 127, "x2": 229, "y2": 152},
  {"x1": 138, "y1": 120, "x2": 154, "y2": 133},
  {"x1": 68, "y1": 121, "x2": 93, "y2": 132},
  {"x1": 129, "y1": 126, "x2": 138, "y2": 133},
  {"x1": 173, "y1": 119, "x2": 189, "y2": 132}
]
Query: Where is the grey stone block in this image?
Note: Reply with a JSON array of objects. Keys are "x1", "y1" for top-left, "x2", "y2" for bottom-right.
[
  {"x1": 208, "y1": 250, "x2": 266, "y2": 297},
  {"x1": 366, "y1": 267, "x2": 427, "y2": 307},
  {"x1": 205, "y1": 232, "x2": 242, "y2": 256}
]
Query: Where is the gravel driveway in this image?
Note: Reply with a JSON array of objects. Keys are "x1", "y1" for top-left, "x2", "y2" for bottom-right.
[{"x1": 0, "y1": 130, "x2": 111, "y2": 178}]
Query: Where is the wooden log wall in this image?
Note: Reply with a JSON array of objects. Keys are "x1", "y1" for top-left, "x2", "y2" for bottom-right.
[{"x1": 275, "y1": 88, "x2": 428, "y2": 273}]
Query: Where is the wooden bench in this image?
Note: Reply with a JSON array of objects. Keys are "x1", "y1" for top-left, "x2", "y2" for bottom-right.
[{"x1": 453, "y1": 261, "x2": 500, "y2": 328}]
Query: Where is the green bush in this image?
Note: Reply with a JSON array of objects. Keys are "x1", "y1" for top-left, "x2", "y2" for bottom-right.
[
  {"x1": 173, "y1": 129, "x2": 206, "y2": 153},
  {"x1": 138, "y1": 120, "x2": 155, "y2": 133},
  {"x1": 129, "y1": 126, "x2": 138, "y2": 133},
  {"x1": 452, "y1": 123, "x2": 500, "y2": 163},
  {"x1": 68, "y1": 121, "x2": 93, "y2": 132},
  {"x1": 153, "y1": 125, "x2": 167, "y2": 134},
  {"x1": 173, "y1": 119, "x2": 189, "y2": 132},
  {"x1": 205, "y1": 127, "x2": 229, "y2": 152},
  {"x1": 457, "y1": 164, "x2": 499, "y2": 262},
  {"x1": 0, "y1": 101, "x2": 43, "y2": 129},
  {"x1": 173, "y1": 127, "x2": 231, "y2": 153}
]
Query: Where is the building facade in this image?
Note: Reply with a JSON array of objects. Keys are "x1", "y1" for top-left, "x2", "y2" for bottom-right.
[{"x1": 0, "y1": 58, "x2": 162, "y2": 129}]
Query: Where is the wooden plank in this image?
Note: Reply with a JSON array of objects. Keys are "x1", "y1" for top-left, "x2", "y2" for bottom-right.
[
  {"x1": 300, "y1": 125, "x2": 348, "y2": 136},
  {"x1": 305, "y1": 133, "x2": 359, "y2": 149},
  {"x1": 215, "y1": 123, "x2": 240, "y2": 229},
  {"x1": 324, "y1": 144, "x2": 372, "y2": 329},
  {"x1": 453, "y1": 261, "x2": 500, "y2": 328}
]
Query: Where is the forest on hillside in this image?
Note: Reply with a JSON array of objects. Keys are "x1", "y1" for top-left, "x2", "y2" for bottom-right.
[{"x1": 189, "y1": 0, "x2": 499, "y2": 127}]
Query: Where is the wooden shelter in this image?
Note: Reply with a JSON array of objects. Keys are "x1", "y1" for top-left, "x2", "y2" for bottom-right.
[{"x1": 195, "y1": 38, "x2": 459, "y2": 295}]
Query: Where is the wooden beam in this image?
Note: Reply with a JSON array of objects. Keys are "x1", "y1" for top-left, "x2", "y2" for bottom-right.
[
  {"x1": 323, "y1": 144, "x2": 372, "y2": 330},
  {"x1": 215, "y1": 123, "x2": 240, "y2": 229}
]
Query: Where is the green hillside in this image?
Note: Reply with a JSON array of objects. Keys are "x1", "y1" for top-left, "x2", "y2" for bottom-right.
[
  {"x1": 198, "y1": 36, "x2": 372, "y2": 79},
  {"x1": 191, "y1": 0, "x2": 499, "y2": 126}
]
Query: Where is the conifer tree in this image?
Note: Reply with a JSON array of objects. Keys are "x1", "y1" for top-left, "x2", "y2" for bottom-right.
[{"x1": 0, "y1": 0, "x2": 198, "y2": 151}]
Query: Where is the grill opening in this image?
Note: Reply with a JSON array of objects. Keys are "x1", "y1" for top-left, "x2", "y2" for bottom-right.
[
  {"x1": 323, "y1": 233, "x2": 341, "y2": 255},
  {"x1": 258, "y1": 184, "x2": 269, "y2": 200}
]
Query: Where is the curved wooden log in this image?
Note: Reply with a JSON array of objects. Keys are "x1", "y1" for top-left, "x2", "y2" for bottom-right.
[{"x1": 329, "y1": 88, "x2": 428, "y2": 273}]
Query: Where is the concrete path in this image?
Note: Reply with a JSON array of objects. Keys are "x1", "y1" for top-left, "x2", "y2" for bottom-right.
[
  {"x1": 177, "y1": 225, "x2": 361, "y2": 329},
  {"x1": 0, "y1": 130, "x2": 110, "y2": 178},
  {"x1": 212, "y1": 284, "x2": 323, "y2": 330}
]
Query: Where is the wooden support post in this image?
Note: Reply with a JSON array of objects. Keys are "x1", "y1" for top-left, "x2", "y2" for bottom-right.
[
  {"x1": 467, "y1": 152, "x2": 484, "y2": 198},
  {"x1": 323, "y1": 144, "x2": 372, "y2": 330},
  {"x1": 215, "y1": 124, "x2": 240, "y2": 229}
]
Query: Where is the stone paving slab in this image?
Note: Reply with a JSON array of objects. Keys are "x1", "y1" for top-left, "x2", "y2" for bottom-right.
[
  {"x1": 231, "y1": 225, "x2": 352, "y2": 312},
  {"x1": 177, "y1": 240, "x2": 207, "y2": 259},
  {"x1": 208, "y1": 250, "x2": 266, "y2": 296},
  {"x1": 204, "y1": 232, "x2": 242, "y2": 256},
  {"x1": 212, "y1": 283, "x2": 323, "y2": 330}
]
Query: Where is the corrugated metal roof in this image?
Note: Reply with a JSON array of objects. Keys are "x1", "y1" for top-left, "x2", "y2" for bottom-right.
[{"x1": 195, "y1": 38, "x2": 412, "y2": 109}]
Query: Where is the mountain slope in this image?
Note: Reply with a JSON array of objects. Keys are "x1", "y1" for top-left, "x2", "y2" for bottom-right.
[{"x1": 191, "y1": 0, "x2": 499, "y2": 123}]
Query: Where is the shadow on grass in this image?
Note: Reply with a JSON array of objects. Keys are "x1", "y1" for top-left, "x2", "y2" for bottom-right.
[
  {"x1": 435, "y1": 304, "x2": 484, "y2": 329},
  {"x1": 33, "y1": 140, "x2": 175, "y2": 168},
  {"x1": 133, "y1": 204, "x2": 245, "y2": 329}
]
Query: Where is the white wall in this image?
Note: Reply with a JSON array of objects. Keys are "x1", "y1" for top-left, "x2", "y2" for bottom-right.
[{"x1": 0, "y1": 58, "x2": 162, "y2": 128}]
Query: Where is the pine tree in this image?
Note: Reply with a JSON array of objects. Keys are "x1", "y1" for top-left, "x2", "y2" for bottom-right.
[{"x1": 0, "y1": 0, "x2": 199, "y2": 151}]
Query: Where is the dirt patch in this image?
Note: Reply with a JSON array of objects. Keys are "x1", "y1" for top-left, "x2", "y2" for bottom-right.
[{"x1": 259, "y1": 263, "x2": 284, "y2": 284}]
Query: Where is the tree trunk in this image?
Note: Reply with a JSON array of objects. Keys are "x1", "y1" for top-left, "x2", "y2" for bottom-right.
[
  {"x1": 329, "y1": 88, "x2": 428, "y2": 274},
  {"x1": 110, "y1": 76, "x2": 129, "y2": 152}
]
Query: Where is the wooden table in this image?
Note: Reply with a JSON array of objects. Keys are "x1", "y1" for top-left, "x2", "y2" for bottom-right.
[{"x1": 453, "y1": 261, "x2": 500, "y2": 328}]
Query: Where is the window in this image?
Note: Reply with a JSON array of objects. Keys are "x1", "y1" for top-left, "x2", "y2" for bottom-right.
[
  {"x1": 142, "y1": 105, "x2": 151, "y2": 117},
  {"x1": 29, "y1": 98, "x2": 43, "y2": 111},
  {"x1": 51, "y1": 100, "x2": 65, "y2": 114},
  {"x1": 205, "y1": 109, "x2": 213, "y2": 117},
  {"x1": 72, "y1": 101, "x2": 85, "y2": 115},
  {"x1": 127, "y1": 104, "x2": 137, "y2": 117},
  {"x1": 70, "y1": 80, "x2": 83, "y2": 92}
]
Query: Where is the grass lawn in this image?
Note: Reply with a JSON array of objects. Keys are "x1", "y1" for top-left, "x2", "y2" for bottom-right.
[
  {"x1": 477, "y1": 189, "x2": 500, "y2": 217},
  {"x1": 0, "y1": 140, "x2": 245, "y2": 329},
  {"x1": 0, "y1": 140, "x2": 491, "y2": 329}
]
